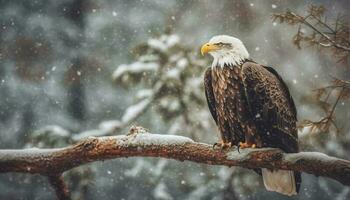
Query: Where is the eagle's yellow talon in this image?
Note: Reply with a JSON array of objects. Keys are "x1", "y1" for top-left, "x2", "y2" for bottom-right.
[
  {"x1": 239, "y1": 142, "x2": 256, "y2": 149},
  {"x1": 213, "y1": 141, "x2": 233, "y2": 150}
]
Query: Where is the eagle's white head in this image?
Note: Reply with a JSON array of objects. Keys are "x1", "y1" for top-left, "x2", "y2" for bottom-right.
[{"x1": 201, "y1": 35, "x2": 249, "y2": 68}]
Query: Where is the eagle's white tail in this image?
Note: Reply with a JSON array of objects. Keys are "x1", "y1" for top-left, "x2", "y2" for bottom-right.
[{"x1": 262, "y1": 169, "x2": 297, "y2": 196}]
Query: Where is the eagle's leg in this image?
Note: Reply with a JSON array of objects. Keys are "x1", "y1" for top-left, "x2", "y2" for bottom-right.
[
  {"x1": 239, "y1": 126, "x2": 258, "y2": 149},
  {"x1": 214, "y1": 125, "x2": 234, "y2": 150}
]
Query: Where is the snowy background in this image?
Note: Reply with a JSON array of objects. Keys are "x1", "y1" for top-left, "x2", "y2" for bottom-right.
[{"x1": 0, "y1": 0, "x2": 349, "y2": 199}]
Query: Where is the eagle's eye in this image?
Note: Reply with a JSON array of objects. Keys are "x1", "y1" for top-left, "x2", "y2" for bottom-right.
[{"x1": 215, "y1": 42, "x2": 231, "y2": 48}]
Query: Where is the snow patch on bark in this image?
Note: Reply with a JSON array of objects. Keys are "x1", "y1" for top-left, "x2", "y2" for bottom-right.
[
  {"x1": 285, "y1": 151, "x2": 335, "y2": 163},
  {"x1": 115, "y1": 131, "x2": 194, "y2": 146},
  {"x1": 226, "y1": 147, "x2": 278, "y2": 161}
]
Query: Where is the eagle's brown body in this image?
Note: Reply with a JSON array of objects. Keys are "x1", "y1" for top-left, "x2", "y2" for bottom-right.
[
  {"x1": 204, "y1": 60, "x2": 301, "y2": 192},
  {"x1": 205, "y1": 62, "x2": 259, "y2": 146}
]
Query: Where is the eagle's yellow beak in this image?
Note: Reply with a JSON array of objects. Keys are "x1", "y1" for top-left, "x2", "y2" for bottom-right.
[{"x1": 201, "y1": 43, "x2": 219, "y2": 56}]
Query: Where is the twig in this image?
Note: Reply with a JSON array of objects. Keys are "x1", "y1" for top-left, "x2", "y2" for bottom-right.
[
  {"x1": 289, "y1": 12, "x2": 350, "y2": 52},
  {"x1": 302, "y1": 78, "x2": 348, "y2": 133}
]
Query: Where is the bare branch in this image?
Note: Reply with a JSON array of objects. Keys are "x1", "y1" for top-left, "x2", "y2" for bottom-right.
[
  {"x1": 273, "y1": 5, "x2": 350, "y2": 62},
  {"x1": 289, "y1": 11, "x2": 350, "y2": 52},
  {"x1": 0, "y1": 127, "x2": 350, "y2": 187},
  {"x1": 299, "y1": 77, "x2": 349, "y2": 134},
  {"x1": 273, "y1": 5, "x2": 350, "y2": 135}
]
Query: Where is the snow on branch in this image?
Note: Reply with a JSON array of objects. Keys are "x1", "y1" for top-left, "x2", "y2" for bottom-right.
[{"x1": 1, "y1": 126, "x2": 350, "y2": 189}]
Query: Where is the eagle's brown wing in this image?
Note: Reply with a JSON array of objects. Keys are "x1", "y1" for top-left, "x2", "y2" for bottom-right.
[
  {"x1": 241, "y1": 62, "x2": 301, "y2": 192},
  {"x1": 204, "y1": 67, "x2": 217, "y2": 124},
  {"x1": 241, "y1": 62, "x2": 298, "y2": 152}
]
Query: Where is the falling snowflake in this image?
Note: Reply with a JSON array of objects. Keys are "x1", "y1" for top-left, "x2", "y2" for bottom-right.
[
  {"x1": 112, "y1": 11, "x2": 117, "y2": 17},
  {"x1": 272, "y1": 4, "x2": 277, "y2": 9}
]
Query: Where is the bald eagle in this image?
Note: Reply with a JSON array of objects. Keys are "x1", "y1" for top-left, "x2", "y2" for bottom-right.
[{"x1": 201, "y1": 35, "x2": 301, "y2": 196}]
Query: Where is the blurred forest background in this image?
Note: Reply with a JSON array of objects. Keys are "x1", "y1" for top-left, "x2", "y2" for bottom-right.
[{"x1": 0, "y1": 0, "x2": 349, "y2": 199}]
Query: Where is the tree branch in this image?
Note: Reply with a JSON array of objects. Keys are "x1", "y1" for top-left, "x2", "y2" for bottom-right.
[
  {"x1": 289, "y1": 11, "x2": 350, "y2": 52},
  {"x1": 0, "y1": 126, "x2": 350, "y2": 188},
  {"x1": 273, "y1": 5, "x2": 350, "y2": 63}
]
